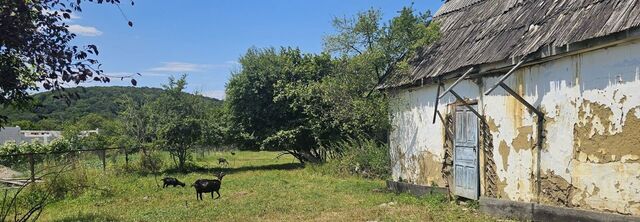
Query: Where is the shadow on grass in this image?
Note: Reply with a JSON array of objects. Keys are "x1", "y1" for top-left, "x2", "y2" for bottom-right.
[
  {"x1": 161, "y1": 162, "x2": 304, "y2": 175},
  {"x1": 52, "y1": 213, "x2": 120, "y2": 222}
]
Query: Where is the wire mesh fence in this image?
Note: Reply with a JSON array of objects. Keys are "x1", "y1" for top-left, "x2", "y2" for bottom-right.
[{"x1": 0, "y1": 147, "x2": 131, "y2": 185}]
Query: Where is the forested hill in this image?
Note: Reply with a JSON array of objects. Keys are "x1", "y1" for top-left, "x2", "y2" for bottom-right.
[{"x1": 2, "y1": 86, "x2": 221, "y2": 128}]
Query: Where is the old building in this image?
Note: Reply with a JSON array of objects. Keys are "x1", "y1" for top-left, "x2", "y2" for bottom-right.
[{"x1": 381, "y1": 0, "x2": 640, "y2": 220}]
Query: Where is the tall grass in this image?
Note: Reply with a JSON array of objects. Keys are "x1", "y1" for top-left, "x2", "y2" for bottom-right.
[{"x1": 315, "y1": 137, "x2": 390, "y2": 179}]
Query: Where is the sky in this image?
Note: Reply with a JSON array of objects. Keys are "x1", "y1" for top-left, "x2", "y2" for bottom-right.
[{"x1": 68, "y1": 0, "x2": 443, "y2": 99}]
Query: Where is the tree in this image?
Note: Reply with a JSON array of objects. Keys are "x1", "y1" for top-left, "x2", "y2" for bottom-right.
[
  {"x1": 224, "y1": 6, "x2": 439, "y2": 163},
  {"x1": 118, "y1": 94, "x2": 154, "y2": 150},
  {"x1": 0, "y1": 0, "x2": 136, "y2": 127},
  {"x1": 151, "y1": 75, "x2": 202, "y2": 171},
  {"x1": 324, "y1": 6, "x2": 439, "y2": 88},
  {"x1": 225, "y1": 47, "x2": 332, "y2": 163}
]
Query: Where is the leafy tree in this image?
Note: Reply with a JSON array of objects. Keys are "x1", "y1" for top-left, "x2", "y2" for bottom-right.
[
  {"x1": 324, "y1": 6, "x2": 439, "y2": 87},
  {"x1": 151, "y1": 75, "x2": 203, "y2": 171},
  {"x1": 225, "y1": 47, "x2": 332, "y2": 162},
  {"x1": 0, "y1": 0, "x2": 136, "y2": 128},
  {"x1": 225, "y1": 6, "x2": 439, "y2": 164},
  {"x1": 118, "y1": 94, "x2": 154, "y2": 150}
]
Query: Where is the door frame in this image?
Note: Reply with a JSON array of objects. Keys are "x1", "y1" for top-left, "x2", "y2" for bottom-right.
[{"x1": 451, "y1": 101, "x2": 480, "y2": 200}]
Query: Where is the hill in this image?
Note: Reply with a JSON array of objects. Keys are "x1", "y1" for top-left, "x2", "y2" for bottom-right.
[{"x1": 1, "y1": 86, "x2": 221, "y2": 129}]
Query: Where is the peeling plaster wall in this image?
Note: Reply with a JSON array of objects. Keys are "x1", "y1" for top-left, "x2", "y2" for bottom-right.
[
  {"x1": 388, "y1": 80, "x2": 480, "y2": 187},
  {"x1": 389, "y1": 39, "x2": 640, "y2": 216}
]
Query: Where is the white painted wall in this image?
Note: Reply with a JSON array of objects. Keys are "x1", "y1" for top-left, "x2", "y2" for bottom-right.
[{"x1": 389, "y1": 39, "x2": 640, "y2": 215}]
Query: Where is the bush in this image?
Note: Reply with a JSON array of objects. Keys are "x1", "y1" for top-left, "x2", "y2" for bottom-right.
[
  {"x1": 45, "y1": 167, "x2": 93, "y2": 200},
  {"x1": 322, "y1": 137, "x2": 390, "y2": 179},
  {"x1": 138, "y1": 150, "x2": 164, "y2": 174}
]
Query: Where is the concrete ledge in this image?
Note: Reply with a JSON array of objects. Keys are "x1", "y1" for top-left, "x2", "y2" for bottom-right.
[
  {"x1": 480, "y1": 197, "x2": 640, "y2": 222},
  {"x1": 480, "y1": 197, "x2": 533, "y2": 221},
  {"x1": 534, "y1": 203, "x2": 640, "y2": 222},
  {"x1": 385, "y1": 180, "x2": 448, "y2": 196}
]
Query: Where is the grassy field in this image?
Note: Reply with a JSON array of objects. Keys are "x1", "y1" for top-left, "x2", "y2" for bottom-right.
[{"x1": 31, "y1": 151, "x2": 495, "y2": 221}]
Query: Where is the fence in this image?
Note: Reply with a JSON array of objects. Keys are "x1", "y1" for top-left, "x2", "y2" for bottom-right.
[{"x1": 0, "y1": 147, "x2": 131, "y2": 183}]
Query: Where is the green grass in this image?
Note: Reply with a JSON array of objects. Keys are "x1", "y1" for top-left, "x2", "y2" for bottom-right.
[{"x1": 31, "y1": 151, "x2": 495, "y2": 222}]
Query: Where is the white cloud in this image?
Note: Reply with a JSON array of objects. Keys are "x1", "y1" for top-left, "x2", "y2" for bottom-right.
[
  {"x1": 68, "y1": 24, "x2": 103, "y2": 37},
  {"x1": 225, "y1": 60, "x2": 240, "y2": 66},
  {"x1": 149, "y1": 62, "x2": 212, "y2": 73},
  {"x1": 203, "y1": 90, "x2": 226, "y2": 100}
]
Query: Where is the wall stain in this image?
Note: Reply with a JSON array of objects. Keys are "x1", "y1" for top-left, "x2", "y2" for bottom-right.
[
  {"x1": 574, "y1": 103, "x2": 640, "y2": 163},
  {"x1": 496, "y1": 177, "x2": 510, "y2": 200},
  {"x1": 486, "y1": 116, "x2": 500, "y2": 133},
  {"x1": 498, "y1": 140, "x2": 510, "y2": 171},
  {"x1": 512, "y1": 126, "x2": 534, "y2": 152},
  {"x1": 415, "y1": 151, "x2": 446, "y2": 187}
]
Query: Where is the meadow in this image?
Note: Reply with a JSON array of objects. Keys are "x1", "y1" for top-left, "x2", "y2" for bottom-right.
[{"x1": 16, "y1": 151, "x2": 497, "y2": 221}]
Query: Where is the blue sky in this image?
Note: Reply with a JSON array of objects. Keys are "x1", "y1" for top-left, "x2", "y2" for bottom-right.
[{"x1": 68, "y1": 0, "x2": 443, "y2": 99}]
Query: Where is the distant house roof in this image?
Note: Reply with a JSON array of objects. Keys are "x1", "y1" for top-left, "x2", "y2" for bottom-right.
[{"x1": 381, "y1": 0, "x2": 640, "y2": 89}]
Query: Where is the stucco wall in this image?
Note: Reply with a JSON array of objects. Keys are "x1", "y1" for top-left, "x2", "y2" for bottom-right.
[{"x1": 389, "y1": 39, "x2": 640, "y2": 215}]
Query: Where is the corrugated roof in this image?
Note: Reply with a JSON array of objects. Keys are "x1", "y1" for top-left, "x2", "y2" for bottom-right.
[{"x1": 381, "y1": 0, "x2": 640, "y2": 89}]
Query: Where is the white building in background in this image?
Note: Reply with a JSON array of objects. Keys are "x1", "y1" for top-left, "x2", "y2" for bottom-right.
[{"x1": 0, "y1": 127, "x2": 99, "y2": 145}]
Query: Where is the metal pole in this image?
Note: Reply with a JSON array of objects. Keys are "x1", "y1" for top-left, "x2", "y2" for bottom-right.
[
  {"x1": 449, "y1": 90, "x2": 484, "y2": 121},
  {"x1": 484, "y1": 59, "x2": 527, "y2": 95},
  {"x1": 101, "y1": 149, "x2": 106, "y2": 172},
  {"x1": 28, "y1": 154, "x2": 35, "y2": 182},
  {"x1": 498, "y1": 83, "x2": 544, "y2": 117},
  {"x1": 439, "y1": 67, "x2": 475, "y2": 99},
  {"x1": 494, "y1": 82, "x2": 545, "y2": 203},
  {"x1": 433, "y1": 82, "x2": 443, "y2": 124},
  {"x1": 124, "y1": 147, "x2": 129, "y2": 169}
]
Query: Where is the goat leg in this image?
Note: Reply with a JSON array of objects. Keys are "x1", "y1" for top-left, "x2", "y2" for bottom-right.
[{"x1": 216, "y1": 191, "x2": 221, "y2": 199}]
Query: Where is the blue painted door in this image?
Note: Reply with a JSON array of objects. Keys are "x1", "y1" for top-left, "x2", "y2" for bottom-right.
[{"x1": 454, "y1": 105, "x2": 479, "y2": 200}]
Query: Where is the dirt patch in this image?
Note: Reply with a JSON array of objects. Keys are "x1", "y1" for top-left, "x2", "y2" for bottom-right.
[
  {"x1": 540, "y1": 171, "x2": 576, "y2": 207},
  {"x1": 574, "y1": 103, "x2": 640, "y2": 163}
]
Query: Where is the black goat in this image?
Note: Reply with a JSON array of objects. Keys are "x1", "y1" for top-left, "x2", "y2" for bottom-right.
[
  {"x1": 161, "y1": 177, "x2": 185, "y2": 188},
  {"x1": 218, "y1": 157, "x2": 229, "y2": 165},
  {"x1": 193, "y1": 172, "x2": 226, "y2": 200},
  {"x1": 231, "y1": 152, "x2": 236, "y2": 155}
]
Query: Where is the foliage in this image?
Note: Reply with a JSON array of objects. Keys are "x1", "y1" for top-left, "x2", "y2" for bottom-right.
[
  {"x1": 318, "y1": 137, "x2": 390, "y2": 179},
  {"x1": 0, "y1": 139, "x2": 75, "y2": 166},
  {"x1": 225, "y1": 6, "x2": 438, "y2": 164},
  {"x1": 1, "y1": 86, "x2": 220, "y2": 130},
  {"x1": 41, "y1": 165, "x2": 100, "y2": 200},
  {"x1": 225, "y1": 47, "x2": 333, "y2": 162},
  {"x1": 137, "y1": 150, "x2": 164, "y2": 174},
  {"x1": 324, "y1": 6, "x2": 439, "y2": 85},
  {"x1": 0, "y1": 0, "x2": 136, "y2": 128},
  {"x1": 149, "y1": 75, "x2": 204, "y2": 171}
]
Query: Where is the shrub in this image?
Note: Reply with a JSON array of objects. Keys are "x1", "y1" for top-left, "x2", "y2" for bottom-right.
[
  {"x1": 138, "y1": 150, "x2": 164, "y2": 174},
  {"x1": 323, "y1": 137, "x2": 390, "y2": 179},
  {"x1": 45, "y1": 167, "x2": 92, "y2": 199}
]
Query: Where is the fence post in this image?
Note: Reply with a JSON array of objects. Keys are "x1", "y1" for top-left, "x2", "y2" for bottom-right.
[
  {"x1": 28, "y1": 153, "x2": 35, "y2": 182},
  {"x1": 124, "y1": 147, "x2": 129, "y2": 169},
  {"x1": 101, "y1": 149, "x2": 106, "y2": 172}
]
